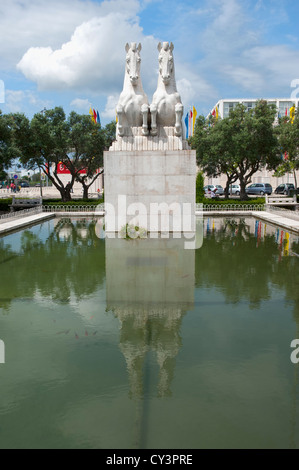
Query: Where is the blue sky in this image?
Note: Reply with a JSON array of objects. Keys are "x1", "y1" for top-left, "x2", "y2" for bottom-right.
[{"x1": 1, "y1": 0, "x2": 299, "y2": 125}]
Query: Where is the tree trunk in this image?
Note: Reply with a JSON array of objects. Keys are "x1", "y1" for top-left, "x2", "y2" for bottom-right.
[
  {"x1": 294, "y1": 168, "x2": 298, "y2": 197},
  {"x1": 239, "y1": 179, "x2": 249, "y2": 200},
  {"x1": 83, "y1": 185, "x2": 88, "y2": 199},
  {"x1": 224, "y1": 181, "x2": 230, "y2": 199},
  {"x1": 59, "y1": 186, "x2": 72, "y2": 202}
]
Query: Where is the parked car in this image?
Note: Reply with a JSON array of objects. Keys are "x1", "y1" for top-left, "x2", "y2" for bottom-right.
[
  {"x1": 245, "y1": 183, "x2": 272, "y2": 195},
  {"x1": 20, "y1": 181, "x2": 30, "y2": 188},
  {"x1": 214, "y1": 185, "x2": 224, "y2": 195},
  {"x1": 228, "y1": 184, "x2": 241, "y2": 195},
  {"x1": 274, "y1": 183, "x2": 295, "y2": 195}
]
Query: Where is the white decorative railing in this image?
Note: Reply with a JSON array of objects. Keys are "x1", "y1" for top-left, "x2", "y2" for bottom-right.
[
  {"x1": 0, "y1": 206, "x2": 43, "y2": 223},
  {"x1": 42, "y1": 204, "x2": 105, "y2": 213},
  {"x1": 196, "y1": 203, "x2": 265, "y2": 212}
]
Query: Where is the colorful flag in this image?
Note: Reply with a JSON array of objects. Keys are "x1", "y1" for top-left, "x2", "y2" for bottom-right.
[
  {"x1": 93, "y1": 109, "x2": 97, "y2": 123},
  {"x1": 215, "y1": 106, "x2": 219, "y2": 120},
  {"x1": 211, "y1": 109, "x2": 216, "y2": 117},
  {"x1": 97, "y1": 110, "x2": 101, "y2": 125},
  {"x1": 188, "y1": 109, "x2": 193, "y2": 136},
  {"x1": 290, "y1": 105, "x2": 295, "y2": 123},
  {"x1": 192, "y1": 106, "x2": 197, "y2": 134},
  {"x1": 185, "y1": 112, "x2": 189, "y2": 139},
  {"x1": 284, "y1": 152, "x2": 288, "y2": 161},
  {"x1": 89, "y1": 107, "x2": 95, "y2": 123},
  {"x1": 285, "y1": 108, "x2": 288, "y2": 116}
]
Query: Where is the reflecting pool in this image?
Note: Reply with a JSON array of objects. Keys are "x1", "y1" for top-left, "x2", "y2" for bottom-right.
[{"x1": 0, "y1": 216, "x2": 299, "y2": 449}]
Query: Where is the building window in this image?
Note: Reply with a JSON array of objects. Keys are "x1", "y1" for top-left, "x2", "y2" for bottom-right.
[
  {"x1": 243, "y1": 102, "x2": 256, "y2": 112},
  {"x1": 223, "y1": 102, "x2": 239, "y2": 118}
]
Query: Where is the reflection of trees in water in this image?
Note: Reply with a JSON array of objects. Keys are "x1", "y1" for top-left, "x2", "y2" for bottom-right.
[
  {"x1": 196, "y1": 218, "x2": 299, "y2": 310},
  {"x1": 0, "y1": 218, "x2": 106, "y2": 310}
]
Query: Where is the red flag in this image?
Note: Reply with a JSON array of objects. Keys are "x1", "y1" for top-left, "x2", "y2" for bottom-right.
[
  {"x1": 93, "y1": 109, "x2": 97, "y2": 122},
  {"x1": 212, "y1": 109, "x2": 216, "y2": 117},
  {"x1": 285, "y1": 108, "x2": 288, "y2": 116}
]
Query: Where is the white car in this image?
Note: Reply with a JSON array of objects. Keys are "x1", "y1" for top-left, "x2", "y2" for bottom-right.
[{"x1": 228, "y1": 184, "x2": 240, "y2": 195}]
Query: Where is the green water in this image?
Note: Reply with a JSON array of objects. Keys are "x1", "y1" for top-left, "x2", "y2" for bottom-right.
[{"x1": 0, "y1": 216, "x2": 299, "y2": 449}]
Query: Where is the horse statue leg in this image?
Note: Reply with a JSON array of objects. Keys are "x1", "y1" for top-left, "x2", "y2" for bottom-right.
[
  {"x1": 141, "y1": 103, "x2": 149, "y2": 135},
  {"x1": 116, "y1": 104, "x2": 124, "y2": 136},
  {"x1": 149, "y1": 103, "x2": 157, "y2": 136},
  {"x1": 175, "y1": 102, "x2": 184, "y2": 137}
]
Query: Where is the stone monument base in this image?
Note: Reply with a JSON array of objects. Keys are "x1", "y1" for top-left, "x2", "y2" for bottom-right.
[{"x1": 104, "y1": 148, "x2": 196, "y2": 233}]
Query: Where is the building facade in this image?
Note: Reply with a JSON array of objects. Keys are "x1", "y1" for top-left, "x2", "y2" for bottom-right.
[{"x1": 206, "y1": 98, "x2": 299, "y2": 190}]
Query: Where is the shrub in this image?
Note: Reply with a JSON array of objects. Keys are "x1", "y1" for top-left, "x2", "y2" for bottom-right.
[
  {"x1": 196, "y1": 171, "x2": 205, "y2": 203},
  {"x1": 0, "y1": 198, "x2": 12, "y2": 212}
]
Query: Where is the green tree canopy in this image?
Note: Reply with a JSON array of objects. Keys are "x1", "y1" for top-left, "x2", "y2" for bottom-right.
[
  {"x1": 274, "y1": 109, "x2": 299, "y2": 192},
  {"x1": 0, "y1": 110, "x2": 19, "y2": 176},
  {"x1": 191, "y1": 101, "x2": 280, "y2": 199},
  {"x1": 13, "y1": 107, "x2": 111, "y2": 201}
]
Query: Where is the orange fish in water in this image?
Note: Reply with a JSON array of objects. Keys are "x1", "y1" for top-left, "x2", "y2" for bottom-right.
[
  {"x1": 90, "y1": 315, "x2": 94, "y2": 319},
  {"x1": 85, "y1": 330, "x2": 88, "y2": 336}
]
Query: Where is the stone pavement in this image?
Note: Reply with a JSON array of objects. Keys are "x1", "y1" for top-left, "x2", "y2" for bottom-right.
[
  {"x1": 252, "y1": 211, "x2": 299, "y2": 234},
  {"x1": 0, "y1": 187, "x2": 99, "y2": 199},
  {"x1": 1, "y1": 209, "x2": 299, "y2": 237},
  {"x1": 0, "y1": 213, "x2": 54, "y2": 236}
]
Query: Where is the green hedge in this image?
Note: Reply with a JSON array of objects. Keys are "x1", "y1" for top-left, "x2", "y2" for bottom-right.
[
  {"x1": 0, "y1": 198, "x2": 12, "y2": 211},
  {"x1": 201, "y1": 197, "x2": 265, "y2": 206},
  {"x1": 43, "y1": 198, "x2": 103, "y2": 206}
]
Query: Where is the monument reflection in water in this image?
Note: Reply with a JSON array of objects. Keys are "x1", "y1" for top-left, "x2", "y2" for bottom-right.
[{"x1": 105, "y1": 235, "x2": 195, "y2": 399}]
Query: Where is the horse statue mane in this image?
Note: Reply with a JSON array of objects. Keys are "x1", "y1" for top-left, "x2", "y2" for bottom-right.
[{"x1": 116, "y1": 42, "x2": 149, "y2": 137}]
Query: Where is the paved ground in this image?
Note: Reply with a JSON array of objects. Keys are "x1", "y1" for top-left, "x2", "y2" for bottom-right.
[
  {"x1": 1, "y1": 209, "x2": 299, "y2": 236},
  {"x1": 0, "y1": 186, "x2": 99, "y2": 199}
]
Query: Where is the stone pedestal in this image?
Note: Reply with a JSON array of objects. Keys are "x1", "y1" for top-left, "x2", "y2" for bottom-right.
[{"x1": 104, "y1": 148, "x2": 196, "y2": 233}]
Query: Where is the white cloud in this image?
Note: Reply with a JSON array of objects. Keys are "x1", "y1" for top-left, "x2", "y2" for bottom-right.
[
  {"x1": 0, "y1": 0, "x2": 140, "y2": 68},
  {"x1": 17, "y1": 12, "x2": 158, "y2": 94},
  {"x1": 243, "y1": 45, "x2": 299, "y2": 94},
  {"x1": 4, "y1": 89, "x2": 51, "y2": 113},
  {"x1": 70, "y1": 98, "x2": 92, "y2": 112},
  {"x1": 177, "y1": 76, "x2": 215, "y2": 110},
  {"x1": 102, "y1": 94, "x2": 119, "y2": 119},
  {"x1": 221, "y1": 65, "x2": 265, "y2": 93}
]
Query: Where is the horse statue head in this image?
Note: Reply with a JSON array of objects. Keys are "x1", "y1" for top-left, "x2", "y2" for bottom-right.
[
  {"x1": 125, "y1": 42, "x2": 142, "y2": 86},
  {"x1": 158, "y1": 42, "x2": 175, "y2": 86}
]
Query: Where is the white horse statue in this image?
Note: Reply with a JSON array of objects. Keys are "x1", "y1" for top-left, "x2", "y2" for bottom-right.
[
  {"x1": 116, "y1": 42, "x2": 149, "y2": 136},
  {"x1": 150, "y1": 42, "x2": 184, "y2": 137}
]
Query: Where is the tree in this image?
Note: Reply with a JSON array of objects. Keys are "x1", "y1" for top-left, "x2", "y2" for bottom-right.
[
  {"x1": 103, "y1": 120, "x2": 116, "y2": 150},
  {"x1": 191, "y1": 115, "x2": 239, "y2": 198},
  {"x1": 66, "y1": 112, "x2": 105, "y2": 199},
  {"x1": 274, "y1": 110, "x2": 299, "y2": 193},
  {"x1": 0, "y1": 111, "x2": 18, "y2": 176},
  {"x1": 191, "y1": 101, "x2": 280, "y2": 199},
  {"x1": 14, "y1": 107, "x2": 108, "y2": 201},
  {"x1": 13, "y1": 107, "x2": 73, "y2": 201}
]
